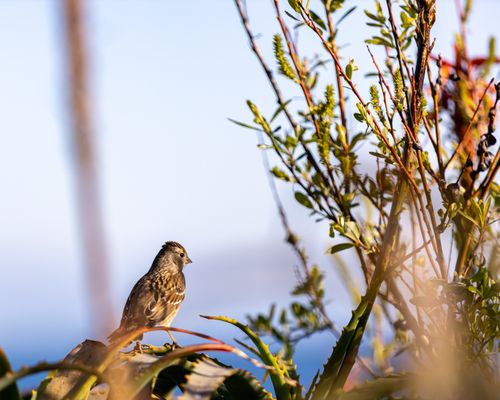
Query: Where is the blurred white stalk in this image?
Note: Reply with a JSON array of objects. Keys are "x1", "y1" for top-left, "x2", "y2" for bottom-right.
[{"x1": 60, "y1": 0, "x2": 113, "y2": 337}]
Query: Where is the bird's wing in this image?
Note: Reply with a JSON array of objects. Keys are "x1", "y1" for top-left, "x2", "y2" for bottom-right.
[
  {"x1": 118, "y1": 276, "x2": 151, "y2": 328},
  {"x1": 108, "y1": 270, "x2": 185, "y2": 344},
  {"x1": 107, "y1": 276, "x2": 150, "y2": 342},
  {"x1": 144, "y1": 275, "x2": 185, "y2": 324}
]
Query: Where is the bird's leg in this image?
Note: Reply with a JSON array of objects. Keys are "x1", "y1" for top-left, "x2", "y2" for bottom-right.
[
  {"x1": 134, "y1": 341, "x2": 142, "y2": 353},
  {"x1": 133, "y1": 341, "x2": 143, "y2": 354},
  {"x1": 166, "y1": 331, "x2": 181, "y2": 349}
]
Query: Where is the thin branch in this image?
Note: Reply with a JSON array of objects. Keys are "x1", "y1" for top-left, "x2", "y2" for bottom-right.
[
  {"x1": 299, "y1": 3, "x2": 421, "y2": 193},
  {"x1": 444, "y1": 78, "x2": 495, "y2": 170},
  {"x1": 323, "y1": 3, "x2": 348, "y2": 133}
]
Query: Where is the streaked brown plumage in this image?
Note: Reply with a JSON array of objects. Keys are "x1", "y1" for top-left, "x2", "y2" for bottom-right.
[{"x1": 108, "y1": 241, "x2": 192, "y2": 344}]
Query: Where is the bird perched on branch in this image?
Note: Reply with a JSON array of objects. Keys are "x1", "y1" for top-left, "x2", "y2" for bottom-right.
[{"x1": 107, "y1": 241, "x2": 192, "y2": 346}]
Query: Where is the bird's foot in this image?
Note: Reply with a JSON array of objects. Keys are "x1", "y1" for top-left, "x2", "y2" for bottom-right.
[
  {"x1": 133, "y1": 341, "x2": 150, "y2": 354},
  {"x1": 163, "y1": 341, "x2": 182, "y2": 350}
]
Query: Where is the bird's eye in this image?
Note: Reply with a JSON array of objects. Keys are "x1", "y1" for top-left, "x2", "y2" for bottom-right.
[{"x1": 180, "y1": 252, "x2": 185, "y2": 257}]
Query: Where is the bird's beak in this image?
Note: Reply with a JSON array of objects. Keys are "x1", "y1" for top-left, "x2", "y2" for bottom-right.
[{"x1": 186, "y1": 256, "x2": 193, "y2": 264}]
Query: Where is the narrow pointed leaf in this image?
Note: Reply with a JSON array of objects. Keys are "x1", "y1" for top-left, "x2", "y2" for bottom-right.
[{"x1": 201, "y1": 315, "x2": 293, "y2": 400}]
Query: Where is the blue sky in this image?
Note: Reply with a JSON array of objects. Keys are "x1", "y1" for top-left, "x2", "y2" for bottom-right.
[{"x1": 1, "y1": 0, "x2": 499, "y2": 391}]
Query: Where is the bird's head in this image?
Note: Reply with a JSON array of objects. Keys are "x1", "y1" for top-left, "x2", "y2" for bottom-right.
[{"x1": 162, "y1": 241, "x2": 193, "y2": 266}]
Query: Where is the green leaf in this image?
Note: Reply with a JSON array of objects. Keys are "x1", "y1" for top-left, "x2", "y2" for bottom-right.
[
  {"x1": 364, "y1": 9, "x2": 385, "y2": 24},
  {"x1": 336, "y1": 6, "x2": 357, "y2": 26},
  {"x1": 344, "y1": 221, "x2": 360, "y2": 242},
  {"x1": 328, "y1": 0, "x2": 345, "y2": 12},
  {"x1": 309, "y1": 10, "x2": 327, "y2": 30},
  {"x1": 368, "y1": 151, "x2": 387, "y2": 159},
  {"x1": 180, "y1": 358, "x2": 266, "y2": 400},
  {"x1": 295, "y1": 191, "x2": 314, "y2": 209},
  {"x1": 127, "y1": 342, "x2": 270, "y2": 398},
  {"x1": 247, "y1": 100, "x2": 272, "y2": 133},
  {"x1": 457, "y1": 210, "x2": 480, "y2": 228},
  {"x1": 305, "y1": 370, "x2": 320, "y2": 400},
  {"x1": 288, "y1": 0, "x2": 301, "y2": 13},
  {"x1": 467, "y1": 285, "x2": 480, "y2": 295},
  {"x1": 271, "y1": 167, "x2": 293, "y2": 182},
  {"x1": 228, "y1": 118, "x2": 262, "y2": 131},
  {"x1": 400, "y1": 11, "x2": 415, "y2": 28},
  {"x1": 346, "y1": 63, "x2": 353, "y2": 79},
  {"x1": 482, "y1": 36, "x2": 496, "y2": 77},
  {"x1": 201, "y1": 315, "x2": 293, "y2": 400},
  {"x1": 223, "y1": 369, "x2": 271, "y2": 400},
  {"x1": 345, "y1": 59, "x2": 357, "y2": 80},
  {"x1": 270, "y1": 99, "x2": 293, "y2": 122},
  {"x1": 292, "y1": 265, "x2": 324, "y2": 296},
  {"x1": 366, "y1": 36, "x2": 393, "y2": 48},
  {"x1": 285, "y1": 10, "x2": 301, "y2": 21},
  {"x1": 311, "y1": 287, "x2": 379, "y2": 400},
  {"x1": 366, "y1": 22, "x2": 383, "y2": 28},
  {"x1": 329, "y1": 243, "x2": 354, "y2": 254},
  {"x1": 353, "y1": 112, "x2": 364, "y2": 122},
  {"x1": 285, "y1": 134, "x2": 298, "y2": 149}
]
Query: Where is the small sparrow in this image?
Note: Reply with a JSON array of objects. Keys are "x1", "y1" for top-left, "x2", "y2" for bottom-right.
[{"x1": 108, "y1": 241, "x2": 192, "y2": 345}]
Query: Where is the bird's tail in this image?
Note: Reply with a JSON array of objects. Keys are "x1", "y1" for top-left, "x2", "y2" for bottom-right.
[{"x1": 107, "y1": 327, "x2": 143, "y2": 345}]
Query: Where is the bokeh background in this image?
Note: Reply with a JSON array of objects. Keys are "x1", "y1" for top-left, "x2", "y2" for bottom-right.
[{"x1": 1, "y1": 0, "x2": 499, "y2": 392}]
